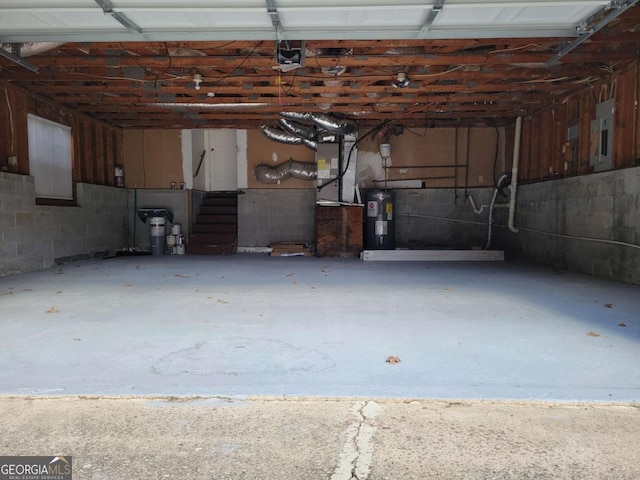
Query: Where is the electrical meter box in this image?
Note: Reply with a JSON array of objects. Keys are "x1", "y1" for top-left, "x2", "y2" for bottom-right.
[{"x1": 590, "y1": 98, "x2": 614, "y2": 172}]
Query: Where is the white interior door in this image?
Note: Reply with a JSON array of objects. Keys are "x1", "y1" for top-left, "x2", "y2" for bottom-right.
[{"x1": 206, "y1": 129, "x2": 238, "y2": 191}]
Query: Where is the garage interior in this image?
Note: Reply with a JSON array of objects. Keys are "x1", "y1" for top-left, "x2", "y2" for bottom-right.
[
  {"x1": 2, "y1": 0, "x2": 640, "y2": 395},
  {"x1": 2, "y1": 2, "x2": 640, "y2": 475},
  {"x1": 2, "y1": 2, "x2": 640, "y2": 477}
]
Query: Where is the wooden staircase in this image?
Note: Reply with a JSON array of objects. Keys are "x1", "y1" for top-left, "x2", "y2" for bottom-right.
[{"x1": 188, "y1": 192, "x2": 238, "y2": 255}]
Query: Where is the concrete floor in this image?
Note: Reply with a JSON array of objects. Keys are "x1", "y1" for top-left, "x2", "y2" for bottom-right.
[
  {"x1": 2, "y1": 397, "x2": 639, "y2": 480},
  {"x1": 1, "y1": 255, "x2": 639, "y2": 401}
]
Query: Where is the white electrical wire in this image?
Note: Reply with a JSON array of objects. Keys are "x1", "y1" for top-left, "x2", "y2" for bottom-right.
[
  {"x1": 400, "y1": 213, "x2": 486, "y2": 226},
  {"x1": 399, "y1": 213, "x2": 640, "y2": 250},
  {"x1": 515, "y1": 226, "x2": 640, "y2": 250},
  {"x1": 4, "y1": 88, "x2": 15, "y2": 155}
]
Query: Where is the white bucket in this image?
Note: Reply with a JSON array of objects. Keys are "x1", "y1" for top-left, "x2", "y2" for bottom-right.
[
  {"x1": 176, "y1": 244, "x2": 185, "y2": 255},
  {"x1": 171, "y1": 224, "x2": 181, "y2": 235}
]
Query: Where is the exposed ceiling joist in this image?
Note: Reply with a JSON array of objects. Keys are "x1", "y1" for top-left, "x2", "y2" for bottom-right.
[
  {"x1": 547, "y1": 0, "x2": 639, "y2": 66},
  {"x1": 0, "y1": 1, "x2": 638, "y2": 129}
]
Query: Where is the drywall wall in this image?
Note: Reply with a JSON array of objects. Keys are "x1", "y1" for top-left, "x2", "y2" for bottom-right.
[
  {"x1": 356, "y1": 127, "x2": 505, "y2": 189},
  {"x1": 495, "y1": 166, "x2": 640, "y2": 285},
  {"x1": 122, "y1": 129, "x2": 183, "y2": 189},
  {"x1": 246, "y1": 129, "x2": 316, "y2": 189}
]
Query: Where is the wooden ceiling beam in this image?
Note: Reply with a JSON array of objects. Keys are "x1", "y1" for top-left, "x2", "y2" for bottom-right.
[{"x1": 14, "y1": 51, "x2": 638, "y2": 69}]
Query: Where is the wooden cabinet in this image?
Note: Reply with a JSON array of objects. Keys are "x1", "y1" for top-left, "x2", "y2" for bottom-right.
[{"x1": 315, "y1": 205, "x2": 363, "y2": 258}]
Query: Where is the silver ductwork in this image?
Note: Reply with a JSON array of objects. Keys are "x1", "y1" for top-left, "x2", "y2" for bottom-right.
[
  {"x1": 262, "y1": 112, "x2": 356, "y2": 150},
  {"x1": 308, "y1": 112, "x2": 358, "y2": 135},
  {"x1": 279, "y1": 112, "x2": 313, "y2": 122},
  {"x1": 279, "y1": 112, "x2": 358, "y2": 135},
  {"x1": 1, "y1": 42, "x2": 64, "y2": 57},
  {"x1": 277, "y1": 118, "x2": 316, "y2": 140},
  {"x1": 261, "y1": 125, "x2": 318, "y2": 150},
  {"x1": 254, "y1": 158, "x2": 318, "y2": 184},
  {"x1": 260, "y1": 125, "x2": 317, "y2": 150}
]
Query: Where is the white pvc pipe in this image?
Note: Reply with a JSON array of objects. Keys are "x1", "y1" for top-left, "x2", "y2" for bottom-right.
[{"x1": 508, "y1": 116, "x2": 522, "y2": 233}]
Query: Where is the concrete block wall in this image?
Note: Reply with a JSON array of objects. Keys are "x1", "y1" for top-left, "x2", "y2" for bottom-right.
[
  {"x1": 238, "y1": 189, "x2": 316, "y2": 247},
  {"x1": 495, "y1": 166, "x2": 640, "y2": 285},
  {"x1": 394, "y1": 188, "x2": 496, "y2": 249},
  {"x1": 0, "y1": 172, "x2": 129, "y2": 277}
]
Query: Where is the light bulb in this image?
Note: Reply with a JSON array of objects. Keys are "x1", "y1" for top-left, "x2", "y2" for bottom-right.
[{"x1": 193, "y1": 73, "x2": 202, "y2": 90}]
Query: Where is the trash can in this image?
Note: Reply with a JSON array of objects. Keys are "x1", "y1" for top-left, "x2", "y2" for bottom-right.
[{"x1": 150, "y1": 217, "x2": 166, "y2": 255}]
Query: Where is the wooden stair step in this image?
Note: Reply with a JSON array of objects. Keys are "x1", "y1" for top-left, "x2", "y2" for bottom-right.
[
  {"x1": 202, "y1": 197, "x2": 237, "y2": 207},
  {"x1": 190, "y1": 233, "x2": 237, "y2": 244},
  {"x1": 192, "y1": 223, "x2": 237, "y2": 234},
  {"x1": 196, "y1": 214, "x2": 237, "y2": 225},
  {"x1": 199, "y1": 205, "x2": 237, "y2": 216},
  {"x1": 190, "y1": 192, "x2": 238, "y2": 255}
]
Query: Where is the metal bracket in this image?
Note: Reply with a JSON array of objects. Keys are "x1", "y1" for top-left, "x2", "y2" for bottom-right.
[
  {"x1": 0, "y1": 44, "x2": 39, "y2": 73},
  {"x1": 94, "y1": 0, "x2": 142, "y2": 35},
  {"x1": 547, "y1": 0, "x2": 638, "y2": 67},
  {"x1": 420, "y1": 0, "x2": 445, "y2": 33}
]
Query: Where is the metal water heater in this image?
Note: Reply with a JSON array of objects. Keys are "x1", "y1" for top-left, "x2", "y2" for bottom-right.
[{"x1": 364, "y1": 190, "x2": 395, "y2": 250}]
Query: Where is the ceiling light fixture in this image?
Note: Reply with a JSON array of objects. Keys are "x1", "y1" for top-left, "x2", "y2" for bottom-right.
[
  {"x1": 193, "y1": 73, "x2": 202, "y2": 90},
  {"x1": 151, "y1": 102, "x2": 270, "y2": 109},
  {"x1": 392, "y1": 72, "x2": 410, "y2": 89}
]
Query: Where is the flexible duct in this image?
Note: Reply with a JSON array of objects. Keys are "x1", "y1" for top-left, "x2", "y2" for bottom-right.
[
  {"x1": 259, "y1": 125, "x2": 317, "y2": 150},
  {"x1": 279, "y1": 112, "x2": 313, "y2": 122},
  {"x1": 277, "y1": 118, "x2": 316, "y2": 140},
  {"x1": 279, "y1": 112, "x2": 358, "y2": 135},
  {"x1": 311, "y1": 112, "x2": 358, "y2": 135},
  {"x1": 254, "y1": 158, "x2": 318, "y2": 184},
  {"x1": 1, "y1": 42, "x2": 64, "y2": 57}
]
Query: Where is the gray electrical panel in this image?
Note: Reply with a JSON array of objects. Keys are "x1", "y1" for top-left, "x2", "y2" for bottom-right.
[{"x1": 590, "y1": 98, "x2": 614, "y2": 172}]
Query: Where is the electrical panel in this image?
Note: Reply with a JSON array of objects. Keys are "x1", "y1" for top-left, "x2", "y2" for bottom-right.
[{"x1": 589, "y1": 98, "x2": 614, "y2": 172}]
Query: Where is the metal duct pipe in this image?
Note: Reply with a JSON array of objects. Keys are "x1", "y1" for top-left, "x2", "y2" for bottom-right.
[
  {"x1": 253, "y1": 158, "x2": 318, "y2": 184},
  {"x1": 1, "y1": 42, "x2": 64, "y2": 57},
  {"x1": 20, "y1": 42, "x2": 65, "y2": 56},
  {"x1": 279, "y1": 112, "x2": 313, "y2": 122},
  {"x1": 277, "y1": 118, "x2": 317, "y2": 140},
  {"x1": 280, "y1": 112, "x2": 358, "y2": 135},
  {"x1": 259, "y1": 125, "x2": 317, "y2": 150},
  {"x1": 310, "y1": 112, "x2": 358, "y2": 135}
]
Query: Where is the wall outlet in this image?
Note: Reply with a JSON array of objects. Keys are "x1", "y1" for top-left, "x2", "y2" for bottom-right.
[
  {"x1": 478, "y1": 175, "x2": 484, "y2": 183},
  {"x1": 8, "y1": 155, "x2": 17, "y2": 166}
]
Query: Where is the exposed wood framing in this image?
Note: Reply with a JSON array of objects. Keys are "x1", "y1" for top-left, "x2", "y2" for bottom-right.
[
  {"x1": 519, "y1": 60, "x2": 640, "y2": 183},
  {"x1": 0, "y1": 82, "x2": 122, "y2": 182},
  {"x1": 1, "y1": 8, "x2": 639, "y2": 131}
]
